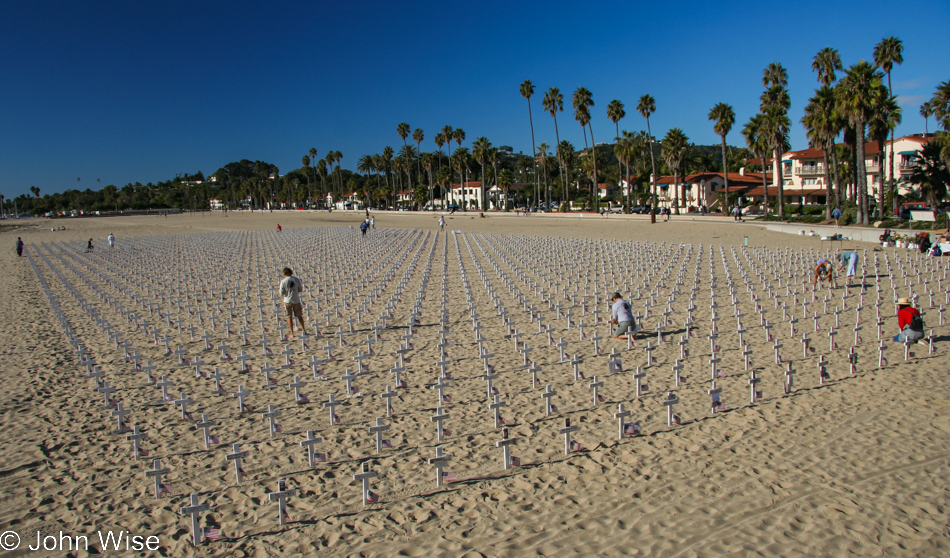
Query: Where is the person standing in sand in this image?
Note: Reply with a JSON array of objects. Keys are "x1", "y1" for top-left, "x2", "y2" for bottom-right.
[
  {"x1": 15, "y1": 237, "x2": 24, "y2": 257},
  {"x1": 279, "y1": 267, "x2": 308, "y2": 338},
  {"x1": 439, "y1": 216, "x2": 445, "y2": 231},
  {"x1": 108, "y1": 233, "x2": 115, "y2": 248},
  {"x1": 370, "y1": 216, "x2": 375, "y2": 229},
  {"x1": 610, "y1": 292, "x2": 640, "y2": 339},
  {"x1": 86, "y1": 238, "x2": 94, "y2": 252}
]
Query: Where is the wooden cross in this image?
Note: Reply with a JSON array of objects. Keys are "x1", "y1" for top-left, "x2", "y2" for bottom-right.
[
  {"x1": 489, "y1": 393, "x2": 507, "y2": 428},
  {"x1": 748, "y1": 370, "x2": 762, "y2": 403},
  {"x1": 127, "y1": 424, "x2": 148, "y2": 460},
  {"x1": 179, "y1": 493, "x2": 210, "y2": 547},
  {"x1": 742, "y1": 346, "x2": 753, "y2": 371},
  {"x1": 496, "y1": 427, "x2": 518, "y2": 469},
  {"x1": 261, "y1": 404, "x2": 282, "y2": 437},
  {"x1": 259, "y1": 361, "x2": 278, "y2": 389},
  {"x1": 98, "y1": 381, "x2": 117, "y2": 409},
  {"x1": 381, "y1": 385, "x2": 396, "y2": 417},
  {"x1": 708, "y1": 380, "x2": 723, "y2": 413},
  {"x1": 225, "y1": 443, "x2": 249, "y2": 484},
  {"x1": 615, "y1": 403, "x2": 639, "y2": 439},
  {"x1": 110, "y1": 401, "x2": 131, "y2": 434},
  {"x1": 289, "y1": 376, "x2": 308, "y2": 403},
  {"x1": 369, "y1": 417, "x2": 392, "y2": 453},
  {"x1": 482, "y1": 369, "x2": 499, "y2": 398},
  {"x1": 353, "y1": 461, "x2": 379, "y2": 506},
  {"x1": 570, "y1": 353, "x2": 584, "y2": 381},
  {"x1": 232, "y1": 384, "x2": 251, "y2": 413},
  {"x1": 784, "y1": 362, "x2": 796, "y2": 394},
  {"x1": 324, "y1": 393, "x2": 342, "y2": 425},
  {"x1": 663, "y1": 391, "x2": 680, "y2": 426},
  {"x1": 145, "y1": 457, "x2": 171, "y2": 498},
  {"x1": 428, "y1": 446, "x2": 454, "y2": 487},
  {"x1": 817, "y1": 355, "x2": 830, "y2": 384},
  {"x1": 672, "y1": 359, "x2": 685, "y2": 387},
  {"x1": 195, "y1": 414, "x2": 218, "y2": 450},
  {"x1": 341, "y1": 369, "x2": 359, "y2": 395},
  {"x1": 300, "y1": 430, "x2": 326, "y2": 467},
  {"x1": 542, "y1": 384, "x2": 558, "y2": 415},
  {"x1": 589, "y1": 375, "x2": 605, "y2": 405},
  {"x1": 173, "y1": 391, "x2": 194, "y2": 420},
  {"x1": 558, "y1": 417, "x2": 581, "y2": 455},
  {"x1": 431, "y1": 406, "x2": 450, "y2": 442},
  {"x1": 633, "y1": 366, "x2": 647, "y2": 397}
]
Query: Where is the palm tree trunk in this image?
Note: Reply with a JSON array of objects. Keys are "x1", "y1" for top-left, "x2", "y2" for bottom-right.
[
  {"x1": 646, "y1": 119, "x2": 657, "y2": 223},
  {"x1": 673, "y1": 170, "x2": 679, "y2": 213},
  {"x1": 831, "y1": 144, "x2": 842, "y2": 212},
  {"x1": 775, "y1": 148, "x2": 785, "y2": 216},
  {"x1": 589, "y1": 124, "x2": 598, "y2": 213},
  {"x1": 761, "y1": 153, "x2": 769, "y2": 215},
  {"x1": 856, "y1": 122, "x2": 868, "y2": 225},
  {"x1": 823, "y1": 147, "x2": 833, "y2": 218}
]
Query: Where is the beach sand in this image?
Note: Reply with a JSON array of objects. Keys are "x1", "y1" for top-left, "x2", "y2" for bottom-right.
[{"x1": 2, "y1": 210, "x2": 949, "y2": 557}]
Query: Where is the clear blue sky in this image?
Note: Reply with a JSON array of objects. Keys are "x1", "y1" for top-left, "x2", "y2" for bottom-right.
[{"x1": 2, "y1": 0, "x2": 948, "y2": 199}]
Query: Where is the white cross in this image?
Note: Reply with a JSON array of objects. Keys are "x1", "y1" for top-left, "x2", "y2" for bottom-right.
[
  {"x1": 431, "y1": 406, "x2": 450, "y2": 442},
  {"x1": 261, "y1": 404, "x2": 282, "y2": 437},
  {"x1": 558, "y1": 418, "x2": 580, "y2": 455},
  {"x1": 269, "y1": 479, "x2": 297, "y2": 525},
  {"x1": 489, "y1": 393, "x2": 507, "y2": 428},
  {"x1": 232, "y1": 384, "x2": 251, "y2": 413},
  {"x1": 179, "y1": 493, "x2": 210, "y2": 547},
  {"x1": 127, "y1": 424, "x2": 148, "y2": 460},
  {"x1": 353, "y1": 461, "x2": 379, "y2": 506},
  {"x1": 324, "y1": 393, "x2": 342, "y2": 425},
  {"x1": 195, "y1": 414, "x2": 218, "y2": 450},
  {"x1": 663, "y1": 391, "x2": 680, "y2": 426},
  {"x1": 428, "y1": 446, "x2": 453, "y2": 487},
  {"x1": 145, "y1": 457, "x2": 170, "y2": 498},
  {"x1": 300, "y1": 430, "x2": 325, "y2": 467},
  {"x1": 226, "y1": 443, "x2": 249, "y2": 484}
]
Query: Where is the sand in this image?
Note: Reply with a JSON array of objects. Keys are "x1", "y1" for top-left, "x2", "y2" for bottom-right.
[{"x1": 1, "y1": 210, "x2": 949, "y2": 557}]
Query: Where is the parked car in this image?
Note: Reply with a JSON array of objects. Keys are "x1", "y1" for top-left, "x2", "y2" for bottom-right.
[{"x1": 631, "y1": 204, "x2": 652, "y2": 214}]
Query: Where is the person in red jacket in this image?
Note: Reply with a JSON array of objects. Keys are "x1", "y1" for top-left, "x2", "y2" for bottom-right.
[{"x1": 894, "y1": 297, "x2": 925, "y2": 343}]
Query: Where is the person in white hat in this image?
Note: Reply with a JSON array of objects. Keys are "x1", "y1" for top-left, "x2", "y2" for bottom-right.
[{"x1": 894, "y1": 298, "x2": 924, "y2": 343}]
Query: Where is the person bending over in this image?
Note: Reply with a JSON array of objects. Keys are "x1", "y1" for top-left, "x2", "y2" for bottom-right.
[{"x1": 813, "y1": 258, "x2": 834, "y2": 289}]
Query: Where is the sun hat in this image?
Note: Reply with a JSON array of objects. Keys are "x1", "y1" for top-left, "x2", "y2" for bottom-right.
[{"x1": 897, "y1": 297, "x2": 911, "y2": 306}]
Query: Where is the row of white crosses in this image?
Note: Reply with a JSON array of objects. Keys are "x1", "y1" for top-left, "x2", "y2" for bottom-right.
[{"x1": 27, "y1": 225, "x2": 948, "y2": 547}]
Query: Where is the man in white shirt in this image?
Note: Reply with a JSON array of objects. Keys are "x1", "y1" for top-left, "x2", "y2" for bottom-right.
[
  {"x1": 279, "y1": 267, "x2": 308, "y2": 338},
  {"x1": 108, "y1": 233, "x2": 115, "y2": 249},
  {"x1": 610, "y1": 292, "x2": 639, "y2": 339}
]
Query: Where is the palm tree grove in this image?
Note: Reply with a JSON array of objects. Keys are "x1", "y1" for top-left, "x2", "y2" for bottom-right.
[{"x1": 10, "y1": 36, "x2": 949, "y2": 228}]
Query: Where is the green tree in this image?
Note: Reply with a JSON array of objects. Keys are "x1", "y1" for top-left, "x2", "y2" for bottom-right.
[
  {"x1": 544, "y1": 87, "x2": 568, "y2": 201},
  {"x1": 473, "y1": 136, "x2": 492, "y2": 210},
  {"x1": 607, "y1": 99, "x2": 625, "y2": 142},
  {"x1": 521, "y1": 80, "x2": 539, "y2": 206},
  {"x1": 453, "y1": 147, "x2": 470, "y2": 209},
  {"x1": 662, "y1": 128, "x2": 690, "y2": 213},
  {"x1": 802, "y1": 86, "x2": 842, "y2": 217},
  {"x1": 397, "y1": 122, "x2": 413, "y2": 188},
  {"x1": 573, "y1": 86, "x2": 598, "y2": 212},
  {"x1": 742, "y1": 114, "x2": 771, "y2": 214},
  {"x1": 812, "y1": 47, "x2": 843, "y2": 87},
  {"x1": 708, "y1": 103, "x2": 736, "y2": 205},
  {"x1": 920, "y1": 100, "x2": 937, "y2": 135},
  {"x1": 837, "y1": 61, "x2": 886, "y2": 225},
  {"x1": 869, "y1": 93, "x2": 901, "y2": 217},
  {"x1": 637, "y1": 94, "x2": 659, "y2": 222},
  {"x1": 908, "y1": 141, "x2": 950, "y2": 207},
  {"x1": 760, "y1": 63, "x2": 791, "y2": 216},
  {"x1": 873, "y1": 37, "x2": 904, "y2": 198}
]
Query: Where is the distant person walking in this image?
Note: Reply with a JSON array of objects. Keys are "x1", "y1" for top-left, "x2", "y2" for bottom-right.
[
  {"x1": 15, "y1": 237, "x2": 24, "y2": 257},
  {"x1": 86, "y1": 238, "x2": 94, "y2": 253},
  {"x1": 370, "y1": 216, "x2": 375, "y2": 229},
  {"x1": 360, "y1": 220, "x2": 369, "y2": 236},
  {"x1": 279, "y1": 267, "x2": 308, "y2": 338},
  {"x1": 732, "y1": 205, "x2": 743, "y2": 222},
  {"x1": 439, "y1": 216, "x2": 445, "y2": 231},
  {"x1": 831, "y1": 207, "x2": 842, "y2": 228},
  {"x1": 108, "y1": 233, "x2": 115, "y2": 248}
]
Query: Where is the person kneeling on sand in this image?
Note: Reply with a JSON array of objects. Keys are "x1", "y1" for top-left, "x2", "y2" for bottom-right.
[
  {"x1": 894, "y1": 298, "x2": 925, "y2": 344},
  {"x1": 610, "y1": 292, "x2": 640, "y2": 339},
  {"x1": 279, "y1": 267, "x2": 308, "y2": 338}
]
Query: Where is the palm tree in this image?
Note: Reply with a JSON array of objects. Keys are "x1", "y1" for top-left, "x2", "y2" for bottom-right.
[
  {"x1": 837, "y1": 61, "x2": 886, "y2": 225},
  {"x1": 453, "y1": 147, "x2": 470, "y2": 209},
  {"x1": 558, "y1": 140, "x2": 575, "y2": 204},
  {"x1": 421, "y1": 152, "x2": 435, "y2": 206},
  {"x1": 308, "y1": 147, "x2": 318, "y2": 193},
  {"x1": 803, "y1": 86, "x2": 841, "y2": 217},
  {"x1": 874, "y1": 37, "x2": 904, "y2": 197},
  {"x1": 397, "y1": 122, "x2": 413, "y2": 188},
  {"x1": 573, "y1": 87, "x2": 599, "y2": 212},
  {"x1": 473, "y1": 137, "x2": 492, "y2": 210},
  {"x1": 812, "y1": 47, "x2": 843, "y2": 87},
  {"x1": 615, "y1": 132, "x2": 634, "y2": 210},
  {"x1": 637, "y1": 94, "x2": 659, "y2": 222},
  {"x1": 520, "y1": 80, "x2": 539, "y2": 207},
  {"x1": 607, "y1": 99, "x2": 625, "y2": 141},
  {"x1": 742, "y1": 114, "x2": 770, "y2": 214},
  {"x1": 662, "y1": 128, "x2": 689, "y2": 213},
  {"x1": 382, "y1": 146, "x2": 395, "y2": 207},
  {"x1": 413, "y1": 128, "x2": 424, "y2": 180},
  {"x1": 434, "y1": 132, "x2": 446, "y2": 172},
  {"x1": 317, "y1": 159, "x2": 328, "y2": 202},
  {"x1": 537, "y1": 141, "x2": 551, "y2": 208},
  {"x1": 542, "y1": 88, "x2": 567, "y2": 200},
  {"x1": 708, "y1": 103, "x2": 736, "y2": 205},
  {"x1": 931, "y1": 81, "x2": 950, "y2": 131},
  {"x1": 301, "y1": 154, "x2": 312, "y2": 201},
  {"x1": 452, "y1": 129, "x2": 466, "y2": 207},
  {"x1": 760, "y1": 63, "x2": 791, "y2": 216},
  {"x1": 920, "y1": 100, "x2": 936, "y2": 135},
  {"x1": 869, "y1": 93, "x2": 901, "y2": 217},
  {"x1": 499, "y1": 168, "x2": 514, "y2": 210}
]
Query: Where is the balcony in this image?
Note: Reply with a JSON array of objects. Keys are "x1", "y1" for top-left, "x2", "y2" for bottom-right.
[
  {"x1": 866, "y1": 163, "x2": 880, "y2": 173},
  {"x1": 794, "y1": 164, "x2": 826, "y2": 176}
]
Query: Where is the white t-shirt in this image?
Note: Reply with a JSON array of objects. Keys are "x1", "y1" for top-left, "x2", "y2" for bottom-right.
[
  {"x1": 108, "y1": 234, "x2": 115, "y2": 245},
  {"x1": 611, "y1": 299, "x2": 634, "y2": 322},
  {"x1": 279, "y1": 276, "x2": 302, "y2": 304}
]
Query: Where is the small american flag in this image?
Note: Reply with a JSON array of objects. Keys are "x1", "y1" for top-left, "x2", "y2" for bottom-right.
[
  {"x1": 349, "y1": 386, "x2": 360, "y2": 394},
  {"x1": 140, "y1": 448, "x2": 150, "y2": 457},
  {"x1": 201, "y1": 527, "x2": 221, "y2": 541},
  {"x1": 624, "y1": 423, "x2": 640, "y2": 435},
  {"x1": 273, "y1": 424, "x2": 283, "y2": 434},
  {"x1": 443, "y1": 428, "x2": 453, "y2": 437},
  {"x1": 511, "y1": 456, "x2": 522, "y2": 467},
  {"x1": 159, "y1": 483, "x2": 173, "y2": 495},
  {"x1": 551, "y1": 404, "x2": 558, "y2": 412},
  {"x1": 570, "y1": 441, "x2": 582, "y2": 452},
  {"x1": 332, "y1": 415, "x2": 341, "y2": 425},
  {"x1": 209, "y1": 435, "x2": 220, "y2": 445},
  {"x1": 491, "y1": 387, "x2": 499, "y2": 395},
  {"x1": 297, "y1": 394, "x2": 309, "y2": 403},
  {"x1": 500, "y1": 417, "x2": 508, "y2": 425},
  {"x1": 442, "y1": 472, "x2": 457, "y2": 483},
  {"x1": 366, "y1": 491, "x2": 380, "y2": 504},
  {"x1": 672, "y1": 415, "x2": 682, "y2": 425},
  {"x1": 315, "y1": 452, "x2": 327, "y2": 463},
  {"x1": 382, "y1": 439, "x2": 392, "y2": 449},
  {"x1": 444, "y1": 395, "x2": 452, "y2": 402}
]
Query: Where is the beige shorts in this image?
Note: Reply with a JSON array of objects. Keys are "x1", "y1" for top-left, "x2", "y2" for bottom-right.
[{"x1": 285, "y1": 303, "x2": 303, "y2": 319}]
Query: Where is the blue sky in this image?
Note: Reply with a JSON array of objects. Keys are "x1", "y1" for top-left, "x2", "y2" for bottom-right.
[{"x1": 2, "y1": 0, "x2": 948, "y2": 199}]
